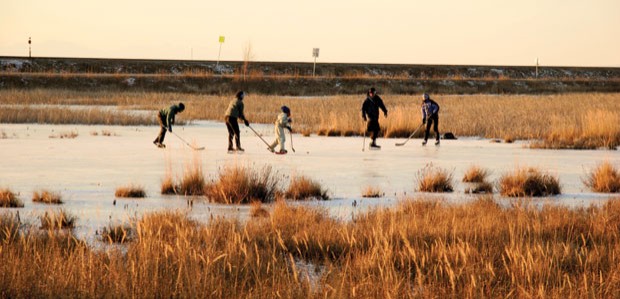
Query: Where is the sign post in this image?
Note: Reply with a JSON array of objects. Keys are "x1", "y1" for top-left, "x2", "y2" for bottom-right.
[
  {"x1": 535, "y1": 57, "x2": 539, "y2": 78},
  {"x1": 312, "y1": 48, "x2": 319, "y2": 77},
  {"x1": 217, "y1": 36, "x2": 225, "y2": 69},
  {"x1": 28, "y1": 37, "x2": 31, "y2": 58}
]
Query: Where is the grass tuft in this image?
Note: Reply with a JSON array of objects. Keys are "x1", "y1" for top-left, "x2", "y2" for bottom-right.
[
  {"x1": 101, "y1": 223, "x2": 134, "y2": 243},
  {"x1": 0, "y1": 188, "x2": 24, "y2": 208},
  {"x1": 284, "y1": 175, "x2": 329, "y2": 200},
  {"x1": 499, "y1": 167, "x2": 561, "y2": 197},
  {"x1": 32, "y1": 189, "x2": 63, "y2": 204},
  {"x1": 361, "y1": 186, "x2": 383, "y2": 198},
  {"x1": 462, "y1": 165, "x2": 491, "y2": 183},
  {"x1": 40, "y1": 209, "x2": 76, "y2": 229},
  {"x1": 416, "y1": 164, "x2": 454, "y2": 192},
  {"x1": 583, "y1": 161, "x2": 620, "y2": 193},
  {"x1": 115, "y1": 184, "x2": 146, "y2": 198},
  {"x1": 205, "y1": 165, "x2": 279, "y2": 203}
]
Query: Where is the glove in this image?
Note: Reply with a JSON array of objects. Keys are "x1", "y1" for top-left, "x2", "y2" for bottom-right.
[
  {"x1": 286, "y1": 126, "x2": 292, "y2": 132},
  {"x1": 288, "y1": 118, "x2": 292, "y2": 123},
  {"x1": 384, "y1": 111, "x2": 388, "y2": 117},
  {"x1": 422, "y1": 118, "x2": 426, "y2": 125},
  {"x1": 244, "y1": 119, "x2": 250, "y2": 126}
]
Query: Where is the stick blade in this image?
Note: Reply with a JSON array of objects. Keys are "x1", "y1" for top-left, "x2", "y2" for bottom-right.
[
  {"x1": 193, "y1": 147, "x2": 206, "y2": 151},
  {"x1": 395, "y1": 143, "x2": 405, "y2": 146}
]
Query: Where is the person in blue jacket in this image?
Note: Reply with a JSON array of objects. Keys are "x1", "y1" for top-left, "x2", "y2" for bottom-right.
[{"x1": 421, "y1": 93, "x2": 440, "y2": 146}]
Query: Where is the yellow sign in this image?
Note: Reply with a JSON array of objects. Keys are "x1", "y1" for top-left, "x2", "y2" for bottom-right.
[{"x1": 219, "y1": 36, "x2": 225, "y2": 43}]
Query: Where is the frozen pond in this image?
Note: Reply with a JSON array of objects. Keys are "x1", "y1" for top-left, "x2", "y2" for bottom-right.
[{"x1": 1, "y1": 122, "x2": 618, "y2": 244}]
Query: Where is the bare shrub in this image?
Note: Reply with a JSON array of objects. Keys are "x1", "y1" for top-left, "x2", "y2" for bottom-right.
[
  {"x1": 285, "y1": 175, "x2": 329, "y2": 200},
  {"x1": 115, "y1": 185, "x2": 146, "y2": 198},
  {"x1": 40, "y1": 209, "x2": 76, "y2": 229},
  {"x1": 499, "y1": 167, "x2": 561, "y2": 197},
  {"x1": 0, "y1": 188, "x2": 24, "y2": 208},
  {"x1": 205, "y1": 165, "x2": 279, "y2": 203},
  {"x1": 583, "y1": 161, "x2": 620, "y2": 193},
  {"x1": 32, "y1": 189, "x2": 63, "y2": 204},
  {"x1": 362, "y1": 186, "x2": 383, "y2": 198},
  {"x1": 416, "y1": 164, "x2": 454, "y2": 192}
]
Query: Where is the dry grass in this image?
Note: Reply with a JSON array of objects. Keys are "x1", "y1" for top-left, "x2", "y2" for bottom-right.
[
  {"x1": 2, "y1": 90, "x2": 619, "y2": 149},
  {"x1": 531, "y1": 110, "x2": 620, "y2": 149},
  {"x1": 32, "y1": 189, "x2": 63, "y2": 204},
  {"x1": 499, "y1": 167, "x2": 561, "y2": 197},
  {"x1": 160, "y1": 153, "x2": 206, "y2": 196},
  {"x1": 465, "y1": 181, "x2": 494, "y2": 194},
  {"x1": 284, "y1": 175, "x2": 329, "y2": 200},
  {"x1": 0, "y1": 212, "x2": 21, "y2": 243},
  {"x1": 583, "y1": 161, "x2": 620, "y2": 193},
  {"x1": 115, "y1": 185, "x2": 146, "y2": 198},
  {"x1": 3, "y1": 199, "x2": 620, "y2": 297},
  {"x1": 39, "y1": 209, "x2": 76, "y2": 229},
  {"x1": 48, "y1": 130, "x2": 78, "y2": 139},
  {"x1": 462, "y1": 165, "x2": 491, "y2": 183},
  {"x1": 0, "y1": 188, "x2": 24, "y2": 208},
  {"x1": 250, "y1": 201, "x2": 270, "y2": 218},
  {"x1": 362, "y1": 185, "x2": 383, "y2": 198},
  {"x1": 101, "y1": 223, "x2": 134, "y2": 244},
  {"x1": 205, "y1": 165, "x2": 280, "y2": 203},
  {"x1": 416, "y1": 164, "x2": 454, "y2": 192}
]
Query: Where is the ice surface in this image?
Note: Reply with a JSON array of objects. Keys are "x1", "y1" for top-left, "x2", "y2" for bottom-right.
[{"x1": 1, "y1": 122, "x2": 618, "y2": 245}]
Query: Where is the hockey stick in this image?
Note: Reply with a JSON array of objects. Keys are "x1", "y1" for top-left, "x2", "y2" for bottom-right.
[
  {"x1": 395, "y1": 123, "x2": 425, "y2": 147},
  {"x1": 163, "y1": 126, "x2": 205, "y2": 150},
  {"x1": 362, "y1": 130, "x2": 366, "y2": 152},
  {"x1": 289, "y1": 129, "x2": 295, "y2": 153},
  {"x1": 171, "y1": 130, "x2": 205, "y2": 150},
  {"x1": 247, "y1": 125, "x2": 273, "y2": 150}
]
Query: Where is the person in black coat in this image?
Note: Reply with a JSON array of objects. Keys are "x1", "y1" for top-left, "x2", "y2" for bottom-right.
[{"x1": 361, "y1": 87, "x2": 388, "y2": 148}]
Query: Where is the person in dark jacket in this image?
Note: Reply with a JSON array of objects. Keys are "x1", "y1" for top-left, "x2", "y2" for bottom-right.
[
  {"x1": 224, "y1": 91, "x2": 250, "y2": 152},
  {"x1": 421, "y1": 93, "x2": 440, "y2": 145},
  {"x1": 153, "y1": 102, "x2": 185, "y2": 148},
  {"x1": 361, "y1": 87, "x2": 388, "y2": 148}
]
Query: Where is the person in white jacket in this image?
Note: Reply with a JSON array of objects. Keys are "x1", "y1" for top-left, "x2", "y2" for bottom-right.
[{"x1": 268, "y1": 106, "x2": 292, "y2": 154}]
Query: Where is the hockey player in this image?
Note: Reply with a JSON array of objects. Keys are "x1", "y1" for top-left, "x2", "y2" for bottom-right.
[
  {"x1": 224, "y1": 91, "x2": 250, "y2": 152},
  {"x1": 268, "y1": 106, "x2": 292, "y2": 154},
  {"x1": 361, "y1": 87, "x2": 388, "y2": 149},
  {"x1": 421, "y1": 93, "x2": 440, "y2": 146},
  {"x1": 153, "y1": 102, "x2": 185, "y2": 148}
]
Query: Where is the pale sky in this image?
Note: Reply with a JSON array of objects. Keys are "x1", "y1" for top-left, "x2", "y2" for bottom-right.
[{"x1": 1, "y1": 0, "x2": 619, "y2": 67}]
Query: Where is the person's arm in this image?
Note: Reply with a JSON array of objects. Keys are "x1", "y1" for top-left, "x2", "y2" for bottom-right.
[
  {"x1": 238, "y1": 101, "x2": 249, "y2": 126},
  {"x1": 361, "y1": 101, "x2": 368, "y2": 121},
  {"x1": 377, "y1": 96, "x2": 388, "y2": 117},
  {"x1": 421, "y1": 104, "x2": 427, "y2": 124}
]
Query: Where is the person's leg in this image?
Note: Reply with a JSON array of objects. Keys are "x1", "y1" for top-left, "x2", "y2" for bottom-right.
[
  {"x1": 225, "y1": 117, "x2": 235, "y2": 150},
  {"x1": 232, "y1": 120, "x2": 242, "y2": 150},
  {"x1": 433, "y1": 115, "x2": 440, "y2": 142},
  {"x1": 154, "y1": 116, "x2": 166, "y2": 145},
  {"x1": 278, "y1": 128, "x2": 287, "y2": 152},
  {"x1": 424, "y1": 120, "x2": 432, "y2": 143}
]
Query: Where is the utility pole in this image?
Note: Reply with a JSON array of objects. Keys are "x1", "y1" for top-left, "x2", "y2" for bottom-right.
[
  {"x1": 535, "y1": 57, "x2": 539, "y2": 78},
  {"x1": 312, "y1": 48, "x2": 319, "y2": 77},
  {"x1": 28, "y1": 37, "x2": 31, "y2": 58}
]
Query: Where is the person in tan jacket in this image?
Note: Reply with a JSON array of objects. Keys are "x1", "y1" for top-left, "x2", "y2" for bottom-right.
[
  {"x1": 224, "y1": 91, "x2": 250, "y2": 152},
  {"x1": 268, "y1": 106, "x2": 292, "y2": 154}
]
